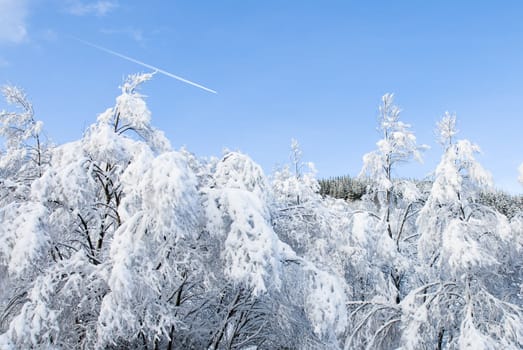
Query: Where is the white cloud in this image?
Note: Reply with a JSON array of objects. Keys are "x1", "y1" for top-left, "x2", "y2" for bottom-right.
[
  {"x1": 66, "y1": 0, "x2": 118, "y2": 16},
  {"x1": 0, "y1": 0, "x2": 29, "y2": 44}
]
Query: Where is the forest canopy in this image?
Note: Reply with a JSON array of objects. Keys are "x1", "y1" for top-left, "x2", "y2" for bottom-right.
[{"x1": 0, "y1": 73, "x2": 522, "y2": 349}]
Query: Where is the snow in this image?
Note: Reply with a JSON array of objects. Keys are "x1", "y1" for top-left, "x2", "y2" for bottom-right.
[
  {"x1": 1, "y1": 76, "x2": 522, "y2": 349},
  {"x1": 6, "y1": 202, "x2": 49, "y2": 275},
  {"x1": 304, "y1": 266, "x2": 347, "y2": 337},
  {"x1": 205, "y1": 152, "x2": 286, "y2": 294},
  {"x1": 442, "y1": 219, "x2": 497, "y2": 272},
  {"x1": 458, "y1": 305, "x2": 497, "y2": 350}
]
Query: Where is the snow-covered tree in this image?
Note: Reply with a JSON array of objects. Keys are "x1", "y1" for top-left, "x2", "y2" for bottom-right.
[
  {"x1": 96, "y1": 150, "x2": 205, "y2": 348},
  {"x1": 417, "y1": 115, "x2": 493, "y2": 268},
  {"x1": 0, "y1": 85, "x2": 47, "y2": 181},
  {"x1": 204, "y1": 151, "x2": 289, "y2": 295},
  {"x1": 204, "y1": 151, "x2": 348, "y2": 348},
  {"x1": 0, "y1": 86, "x2": 51, "y2": 274},
  {"x1": 0, "y1": 73, "x2": 185, "y2": 349},
  {"x1": 339, "y1": 95, "x2": 426, "y2": 349},
  {"x1": 436, "y1": 111, "x2": 458, "y2": 148},
  {"x1": 0, "y1": 86, "x2": 53, "y2": 349},
  {"x1": 406, "y1": 113, "x2": 523, "y2": 349},
  {"x1": 359, "y1": 93, "x2": 426, "y2": 243},
  {"x1": 272, "y1": 139, "x2": 323, "y2": 254}
]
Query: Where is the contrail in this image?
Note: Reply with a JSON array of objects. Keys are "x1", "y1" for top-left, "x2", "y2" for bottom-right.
[{"x1": 72, "y1": 37, "x2": 217, "y2": 94}]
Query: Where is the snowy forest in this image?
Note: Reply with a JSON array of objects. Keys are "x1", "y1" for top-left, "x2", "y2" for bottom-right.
[{"x1": 0, "y1": 73, "x2": 522, "y2": 349}]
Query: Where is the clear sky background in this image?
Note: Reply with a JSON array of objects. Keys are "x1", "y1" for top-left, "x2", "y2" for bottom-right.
[{"x1": 1, "y1": 1, "x2": 522, "y2": 193}]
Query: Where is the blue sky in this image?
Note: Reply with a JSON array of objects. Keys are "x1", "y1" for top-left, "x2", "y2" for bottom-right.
[{"x1": 1, "y1": 1, "x2": 522, "y2": 193}]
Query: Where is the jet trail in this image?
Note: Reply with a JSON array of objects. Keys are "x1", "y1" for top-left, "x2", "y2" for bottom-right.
[{"x1": 72, "y1": 37, "x2": 217, "y2": 94}]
